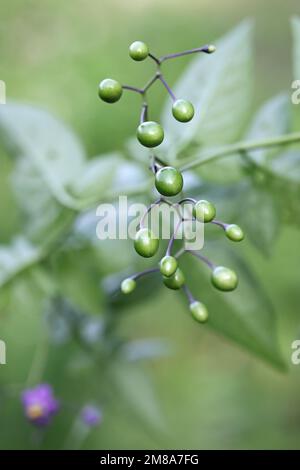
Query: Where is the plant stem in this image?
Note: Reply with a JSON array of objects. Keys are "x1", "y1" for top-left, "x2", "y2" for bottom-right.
[
  {"x1": 182, "y1": 285, "x2": 195, "y2": 304},
  {"x1": 148, "y1": 53, "x2": 161, "y2": 65},
  {"x1": 140, "y1": 102, "x2": 148, "y2": 123},
  {"x1": 122, "y1": 84, "x2": 143, "y2": 94},
  {"x1": 142, "y1": 73, "x2": 159, "y2": 94},
  {"x1": 158, "y1": 76, "x2": 176, "y2": 101},
  {"x1": 179, "y1": 132, "x2": 300, "y2": 172},
  {"x1": 187, "y1": 250, "x2": 215, "y2": 269},
  {"x1": 132, "y1": 268, "x2": 160, "y2": 281},
  {"x1": 159, "y1": 45, "x2": 213, "y2": 62}
]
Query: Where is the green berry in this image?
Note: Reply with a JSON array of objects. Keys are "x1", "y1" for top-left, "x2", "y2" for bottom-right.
[
  {"x1": 98, "y1": 79, "x2": 123, "y2": 103},
  {"x1": 225, "y1": 224, "x2": 244, "y2": 242},
  {"x1": 193, "y1": 200, "x2": 216, "y2": 223},
  {"x1": 159, "y1": 256, "x2": 178, "y2": 277},
  {"x1": 211, "y1": 266, "x2": 238, "y2": 292},
  {"x1": 155, "y1": 166, "x2": 183, "y2": 197},
  {"x1": 189, "y1": 301, "x2": 208, "y2": 323},
  {"x1": 134, "y1": 228, "x2": 159, "y2": 258},
  {"x1": 172, "y1": 99, "x2": 194, "y2": 123},
  {"x1": 121, "y1": 278, "x2": 136, "y2": 294},
  {"x1": 129, "y1": 41, "x2": 149, "y2": 61},
  {"x1": 163, "y1": 268, "x2": 185, "y2": 290},
  {"x1": 137, "y1": 121, "x2": 164, "y2": 148}
]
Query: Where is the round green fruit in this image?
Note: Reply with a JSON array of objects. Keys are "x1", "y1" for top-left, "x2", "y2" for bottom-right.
[
  {"x1": 225, "y1": 224, "x2": 244, "y2": 242},
  {"x1": 163, "y1": 268, "x2": 185, "y2": 290},
  {"x1": 211, "y1": 266, "x2": 238, "y2": 292},
  {"x1": 155, "y1": 166, "x2": 183, "y2": 197},
  {"x1": 121, "y1": 278, "x2": 136, "y2": 294},
  {"x1": 129, "y1": 41, "x2": 149, "y2": 61},
  {"x1": 98, "y1": 78, "x2": 123, "y2": 103},
  {"x1": 189, "y1": 301, "x2": 208, "y2": 323},
  {"x1": 159, "y1": 256, "x2": 178, "y2": 277},
  {"x1": 172, "y1": 99, "x2": 194, "y2": 122},
  {"x1": 193, "y1": 199, "x2": 216, "y2": 223},
  {"x1": 134, "y1": 228, "x2": 159, "y2": 258},
  {"x1": 137, "y1": 121, "x2": 164, "y2": 148}
]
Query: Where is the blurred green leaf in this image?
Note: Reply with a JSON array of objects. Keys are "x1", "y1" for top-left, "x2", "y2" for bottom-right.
[
  {"x1": 292, "y1": 16, "x2": 300, "y2": 79},
  {"x1": 238, "y1": 184, "x2": 280, "y2": 256},
  {"x1": 0, "y1": 236, "x2": 41, "y2": 288},
  {"x1": 110, "y1": 362, "x2": 166, "y2": 433},
  {"x1": 181, "y1": 244, "x2": 285, "y2": 370},
  {"x1": 0, "y1": 102, "x2": 86, "y2": 209},
  {"x1": 161, "y1": 20, "x2": 254, "y2": 161},
  {"x1": 246, "y1": 93, "x2": 291, "y2": 163}
]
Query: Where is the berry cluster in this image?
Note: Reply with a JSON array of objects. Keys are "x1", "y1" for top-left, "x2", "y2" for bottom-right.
[{"x1": 98, "y1": 41, "x2": 244, "y2": 324}]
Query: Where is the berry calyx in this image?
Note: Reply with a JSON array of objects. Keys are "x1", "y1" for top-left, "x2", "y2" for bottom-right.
[
  {"x1": 155, "y1": 166, "x2": 183, "y2": 197},
  {"x1": 121, "y1": 278, "x2": 136, "y2": 294},
  {"x1": 137, "y1": 121, "x2": 164, "y2": 148},
  {"x1": 98, "y1": 79, "x2": 123, "y2": 103},
  {"x1": 172, "y1": 99, "x2": 195, "y2": 123},
  {"x1": 225, "y1": 224, "x2": 244, "y2": 242},
  {"x1": 134, "y1": 228, "x2": 159, "y2": 258},
  {"x1": 189, "y1": 301, "x2": 208, "y2": 323},
  {"x1": 163, "y1": 268, "x2": 185, "y2": 290},
  {"x1": 193, "y1": 199, "x2": 216, "y2": 223},
  {"x1": 211, "y1": 266, "x2": 238, "y2": 292},
  {"x1": 129, "y1": 41, "x2": 149, "y2": 61},
  {"x1": 159, "y1": 255, "x2": 178, "y2": 277}
]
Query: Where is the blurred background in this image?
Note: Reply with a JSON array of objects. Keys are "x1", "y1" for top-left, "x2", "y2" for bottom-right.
[{"x1": 0, "y1": 0, "x2": 300, "y2": 450}]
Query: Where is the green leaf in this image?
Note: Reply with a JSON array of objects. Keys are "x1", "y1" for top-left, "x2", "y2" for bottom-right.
[
  {"x1": 161, "y1": 20, "x2": 254, "y2": 161},
  {"x1": 292, "y1": 16, "x2": 300, "y2": 79},
  {"x1": 246, "y1": 93, "x2": 291, "y2": 164},
  {"x1": 237, "y1": 183, "x2": 280, "y2": 256},
  {"x1": 110, "y1": 362, "x2": 166, "y2": 433},
  {"x1": 70, "y1": 152, "x2": 123, "y2": 201},
  {"x1": 0, "y1": 102, "x2": 86, "y2": 209},
  {"x1": 181, "y1": 244, "x2": 285, "y2": 370},
  {"x1": 0, "y1": 236, "x2": 41, "y2": 288}
]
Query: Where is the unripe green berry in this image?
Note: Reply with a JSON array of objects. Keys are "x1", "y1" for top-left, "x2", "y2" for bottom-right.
[
  {"x1": 98, "y1": 79, "x2": 123, "y2": 103},
  {"x1": 137, "y1": 121, "x2": 164, "y2": 148},
  {"x1": 159, "y1": 256, "x2": 178, "y2": 277},
  {"x1": 172, "y1": 99, "x2": 194, "y2": 123},
  {"x1": 189, "y1": 301, "x2": 208, "y2": 323},
  {"x1": 163, "y1": 268, "x2": 185, "y2": 290},
  {"x1": 134, "y1": 228, "x2": 159, "y2": 258},
  {"x1": 193, "y1": 200, "x2": 216, "y2": 223},
  {"x1": 129, "y1": 41, "x2": 149, "y2": 61},
  {"x1": 211, "y1": 266, "x2": 238, "y2": 292},
  {"x1": 121, "y1": 278, "x2": 136, "y2": 294},
  {"x1": 155, "y1": 166, "x2": 183, "y2": 197},
  {"x1": 225, "y1": 224, "x2": 244, "y2": 242}
]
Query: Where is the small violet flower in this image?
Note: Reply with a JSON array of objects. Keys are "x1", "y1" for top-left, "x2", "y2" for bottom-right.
[
  {"x1": 81, "y1": 405, "x2": 102, "y2": 427},
  {"x1": 21, "y1": 384, "x2": 59, "y2": 426}
]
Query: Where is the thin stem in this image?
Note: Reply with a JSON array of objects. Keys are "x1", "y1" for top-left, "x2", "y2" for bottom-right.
[
  {"x1": 178, "y1": 197, "x2": 197, "y2": 205},
  {"x1": 148, "y1": 52, "x2": 161, "y2": 65},
  {"x1": 187, "y1": 250, "x2": 215, "y2": 269},
  {"x1": 182, "y1": 285, "x2": 195, "y2": 304},
  {"x1": 122, "y1": 84, "x2": 143, "y2": 94},
  {"x1": 132, "y1": 267, "x2": 160, "y2": 281},
  {"x1": 158, "y1": 75, "x2": 176, "y2": 101},
  {"x1": 140, "y1": 102, "x2": 148, "y2": 123},
  {"x1": 211, "y1": 219, "x2": 227, "y2": 230},
  {"x1": 139, "y1": 198, "x2": 162, "y2": 229},
  {"x1": 142, "y1": 73, "x2": 159, "y2": 94},
  {"x1": 166, "y1": 218, "x2": 182, "y2": 256},
  {"x1": 179, "y1": 132, "x2": 300, "y2": 172},
  {"x1": 159, "y1": 45, "x2": 213, "y2": 63}
]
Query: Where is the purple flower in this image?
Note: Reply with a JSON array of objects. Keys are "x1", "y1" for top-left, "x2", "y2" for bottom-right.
[
  {"x1": 21, "y1": 384, "x2": 59, "y2": 426},
  {"x1": 80, "y1": 405, "x2": 102, "y2": 427}
]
